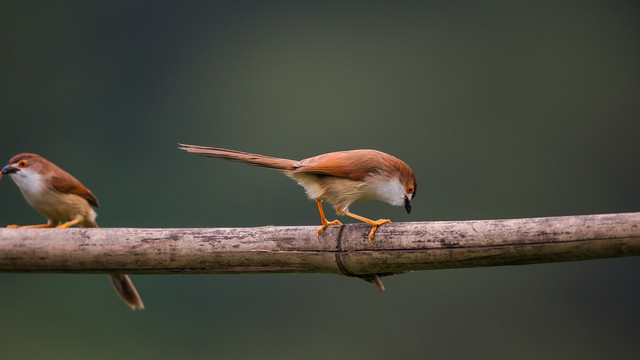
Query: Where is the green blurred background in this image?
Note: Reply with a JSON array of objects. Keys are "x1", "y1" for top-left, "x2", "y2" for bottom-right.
[{"x1": 1, "y1": 1, "x2": 639, "y2": 359}]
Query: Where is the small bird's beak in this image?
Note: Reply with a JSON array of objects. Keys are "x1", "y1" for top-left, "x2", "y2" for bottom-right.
[
  {"x1": 1, "y1": 164, "x2": 19, "y2": 175},
  {"x1": 404, "y1": 195, "x2": 412, "y2": 214}
]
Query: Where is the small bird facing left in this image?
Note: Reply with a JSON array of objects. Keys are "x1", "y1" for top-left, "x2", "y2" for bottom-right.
[{"x1": 1, "y1": 153, "x2": 144, "y2": 310}]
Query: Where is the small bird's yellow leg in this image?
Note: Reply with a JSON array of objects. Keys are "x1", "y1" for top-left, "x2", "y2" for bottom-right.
[
  {"x1": 56, "y1": 217, "x2": 82, "y2": 228},
  {"x1": 316, "y1": 200, "x2": 342, "y2": 240},
  {"x1": 7, "y1": 224, "x2": 54, "y2": 229},
  {"x1": 343, "y1": 211, "x2": 390, "y2": 246}
]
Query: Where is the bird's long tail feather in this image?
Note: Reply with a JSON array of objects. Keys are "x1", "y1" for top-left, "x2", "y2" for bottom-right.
[
  {"x1": 178, "y1": 144, "x2": 296, "y2": 170},
  {"x1": 87, "y1": 222, "x2": 144, "y2": 310},
  {"x1": 108, "y1": 274, "x2": 145, "y2": 310}
]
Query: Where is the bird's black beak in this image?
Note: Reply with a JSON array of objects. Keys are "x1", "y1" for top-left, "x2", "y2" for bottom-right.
[
  {"x1": 1, "y1": 165, "x2": 18, "y2": 175},
  {"x1": 404, "y1": 196, "x2": 412, "y2": 214}
]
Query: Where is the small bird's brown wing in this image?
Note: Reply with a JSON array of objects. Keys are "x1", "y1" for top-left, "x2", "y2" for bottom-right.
[
  {"x1": 293, "y1": 150, "x2": 385, "y2": 180},
  {"x1": 50, "y1": 173, "x2": 99, "y2": 208}
]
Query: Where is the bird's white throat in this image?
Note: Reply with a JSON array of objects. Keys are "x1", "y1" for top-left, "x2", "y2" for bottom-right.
[
  {"x1": 10, "y1": 169, "x2": 47, "y2": 199},
  {"x1": 366, "y1": 175, "x2": 407, "y2": 206}
]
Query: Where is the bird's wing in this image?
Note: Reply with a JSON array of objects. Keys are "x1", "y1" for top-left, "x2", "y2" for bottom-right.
[
  {"x1": 50, "y1": 173, "x2": 99, "y2": 208},
  {"x1": 293, "y1": 150, "x2": 383, "y2": 180}
]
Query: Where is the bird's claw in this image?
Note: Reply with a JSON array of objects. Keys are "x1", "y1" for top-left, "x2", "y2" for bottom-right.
[
  {"x1": 316, "y1": 220, "x2": 343, "y2": 241},
  {"x1": 367, "y1": 219, "x2": 391, "y2": 246}
]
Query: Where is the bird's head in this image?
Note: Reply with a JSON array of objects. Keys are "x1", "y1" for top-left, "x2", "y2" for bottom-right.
[
  {"x1": 1, "y1": 153, "x2": 48, "y2": 191},
  {"x1": 368, "y1": 163, "x2": 417, "y2": 214}
]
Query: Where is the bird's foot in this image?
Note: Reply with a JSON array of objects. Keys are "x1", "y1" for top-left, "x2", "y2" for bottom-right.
[
  {"x1": 56, "y1": 218, "x2": 81, "y2": 228},
  {"x1": 316, "y1": 220, "x2": 343, "y2": 241},
  {"x1": 367, "y1": 219, "x2": 391, "y2": 246}
]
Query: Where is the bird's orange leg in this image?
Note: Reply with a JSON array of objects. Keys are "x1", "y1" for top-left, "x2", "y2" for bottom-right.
[
  {"x1": 7, "y1": 224, "x2": 54, "y2": 229},
  {"x1": 56, "y1": 217, "x2": 82, "y2": 228},
  {"x1": 316, "y1": 200, "x2": 342, "y2": 240},
  {"x1": 343, "y1": 211, "x2": 390, "y2": 246}
]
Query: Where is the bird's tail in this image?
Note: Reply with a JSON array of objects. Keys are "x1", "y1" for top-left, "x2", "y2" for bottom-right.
[
  {"x1": 178, "y1": 144, "x2": 296, "y2": 171},
  {"x1": 108, "y1": 274, "x2": 145, "y2": 310},
  {"x1": 87, "y1": 222, "x2": 144, "y2": 310}
]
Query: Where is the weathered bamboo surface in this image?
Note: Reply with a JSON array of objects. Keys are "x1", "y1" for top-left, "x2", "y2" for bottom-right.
[{"x1": 0, "y1": 212, "x2": 638, "y2": 278}]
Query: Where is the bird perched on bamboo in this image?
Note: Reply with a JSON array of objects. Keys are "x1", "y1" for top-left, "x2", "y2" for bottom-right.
[
  {"x1": 178, "y1": 144, "x2": 417, "y2": 245},
  {"x1": 1, "y1": 153, "x2": 144, "y2": 310}
]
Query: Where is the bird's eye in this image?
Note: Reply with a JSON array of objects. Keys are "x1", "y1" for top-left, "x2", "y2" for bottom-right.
[
  {"x1": 406, "y1": 185, "x2": 414, "y2": 194},
  {"x1": 18, "y1": 160, "x2": 28, "y2": 168}
]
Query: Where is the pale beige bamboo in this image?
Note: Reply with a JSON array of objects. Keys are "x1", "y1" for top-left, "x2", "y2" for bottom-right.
[{"x1": 0, "y1": 213, "x2": 638, "y2": 282}]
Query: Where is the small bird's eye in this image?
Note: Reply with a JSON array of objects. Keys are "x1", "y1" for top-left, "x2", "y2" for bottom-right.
[
  {"x1": 18, "y1": 160, "x2": 28, "y2": 168},
  {"x1": 407, "y1": 185, "x2": 414, "y2": 194}
]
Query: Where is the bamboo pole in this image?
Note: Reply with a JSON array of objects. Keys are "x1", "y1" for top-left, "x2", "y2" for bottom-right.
[{"x1": 0, "y1": 212, "x2": 639, "y2": 290}]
